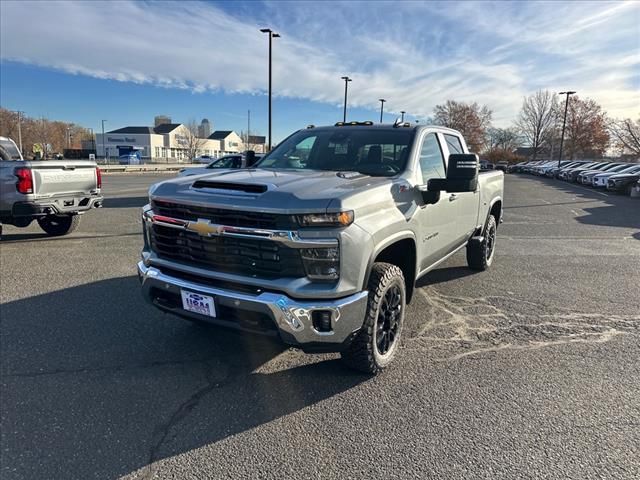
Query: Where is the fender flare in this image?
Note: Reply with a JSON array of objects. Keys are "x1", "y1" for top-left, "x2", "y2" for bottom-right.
[{"x1": 362, "y1": 230, "x2": 418, "y2": 291}]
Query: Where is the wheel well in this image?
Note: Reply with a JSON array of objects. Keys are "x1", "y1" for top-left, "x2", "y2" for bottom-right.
[
  {"x1": 490, "y1": 200, "x2": 502, "y2": 226},
  {"x1": 371, "y1": 238, "x2": 417, "y2": 304}
]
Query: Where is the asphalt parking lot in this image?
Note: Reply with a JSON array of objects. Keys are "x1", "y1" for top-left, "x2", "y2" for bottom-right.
[{"x1": 1, "y1": 173, "x2": 639, "y2": 479}]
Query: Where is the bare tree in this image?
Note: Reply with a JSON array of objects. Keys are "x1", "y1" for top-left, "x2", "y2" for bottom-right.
[
  {"x1": 515, "y1": 90, "x2": 557, "y2": 161},
  {"x1": 564, "y1": 96, "x2": 609, "y2": 159},
  {"x1": 32, "y1": 118, "x2": 55, "y2": 158},
  {"x1": 486, "y1": 127, "x2": 521, "y2": 152},
  {"x1": 607, "y1": 117, "x2": 640, "y2": 157},
  {"x1": 184, "y1": 120, "x2": 206, "y2": 161},
  {"x1": 483, "y1": 127, "x2": 523, "y2": 163},
  {"x1": 433, "y1": 100, "x2": 492, "y2": 152}
]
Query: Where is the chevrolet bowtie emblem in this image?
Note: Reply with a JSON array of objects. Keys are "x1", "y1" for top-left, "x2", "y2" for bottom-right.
[{"x1": 186, "y1": 219, "x2": 224, "y2": 237}]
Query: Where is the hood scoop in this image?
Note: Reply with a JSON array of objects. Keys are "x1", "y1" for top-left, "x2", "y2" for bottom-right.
[
  {"x1": 191, "y1": 180, "x2": 268, "y2": 194},
  {"x1": 336, "y1": 171, "x2": 367, "y2": 180}
]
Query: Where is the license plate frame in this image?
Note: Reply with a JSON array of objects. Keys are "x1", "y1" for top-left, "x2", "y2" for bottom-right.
[{"x1": 180, "y1": 290, "x2": 217, "y2": 318}]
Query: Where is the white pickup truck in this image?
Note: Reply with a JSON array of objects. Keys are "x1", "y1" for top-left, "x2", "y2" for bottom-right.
[{"x1": 0, "y1": 136, "x2": 103, "y2": 238}]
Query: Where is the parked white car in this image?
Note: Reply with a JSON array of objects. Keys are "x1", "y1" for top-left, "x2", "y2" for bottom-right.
[{"x1": 592, "y1": 164, "x2": 640, "y2": 187}]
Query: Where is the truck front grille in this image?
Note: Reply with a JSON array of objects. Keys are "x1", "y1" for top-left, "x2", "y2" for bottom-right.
[
  {"x1": 151, "y1": 200, "x2": 298, "y2": 230},
  {"x1": 150, "y1": 224, "x2": 306, "y2": 279}
]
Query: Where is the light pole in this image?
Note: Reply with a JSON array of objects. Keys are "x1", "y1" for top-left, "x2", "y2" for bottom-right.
[
  {"x1": 101, "y1": 120, "x2": 107, "y2": 161},
  {"x1": 89, "y1": 128, "x2": 95, "y2": 152},
  {"x1": 341, "y1": 76, "x2": 352, "y2": 122},
  {"x1": 14, "y1": 111, "x2": 24, "y2": 154},
  {"x1": 260, "y1": 28, "x2": 280, "y2": 151},
  {"x1": 400, "y1": 111, "x2": 406, "y2": 122},
  {"x1": 557, "y1": 91, "x2": 576, "y2": 167},
  {"x1": 378, "y1": 99, "x2": 386, "y2": 123}
]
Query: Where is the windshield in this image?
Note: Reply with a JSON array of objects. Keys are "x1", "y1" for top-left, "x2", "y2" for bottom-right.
[
  {"x1": 0, "y1": 139, "x2": 22, "y2": 160},
  {"x1": 256, "y1": 128, "x2": 415, "y2": 177}
]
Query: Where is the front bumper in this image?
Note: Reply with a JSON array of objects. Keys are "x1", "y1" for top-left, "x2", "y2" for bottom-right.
[
  {"x1": 137, "y1": 262, "x2": 369, "y2": 352},
  {"x1": 12, "y1": 195, "x2": 103, "y2": 217}
]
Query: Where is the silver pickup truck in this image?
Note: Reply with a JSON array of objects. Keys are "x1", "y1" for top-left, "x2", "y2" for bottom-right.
[
  {"x1": 137, "y1": 123, "x2": 504, "y2": 373},
  {"x1": 0, "y1": 136, "x2": 103, "y2": 238}
]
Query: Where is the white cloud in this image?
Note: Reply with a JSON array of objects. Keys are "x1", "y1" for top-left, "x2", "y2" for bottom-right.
[{"x1": 1, "y1": 0, "x2": 638, "y2": 125}]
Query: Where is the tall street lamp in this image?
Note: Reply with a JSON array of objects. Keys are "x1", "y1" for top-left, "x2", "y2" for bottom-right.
[
  {"x1": 341, "y1": 76, "x2": 352, "y2": 122},
  {"x1": 101, "y1": 120, "x2": 107, "y2": 161},
  {"x1": 379, "y1": 99, "x2": 386, "y2": 123},
  {"x1": 260, "y1": 28, "x2": 280, "y2": 151},
  {"x1": 400, "y1": 111, "x2": 406, "y2": 122},
  {"x1": 14, "y1": 110, "x2": 24, "y2": 154},
  {"x1": 557, "y1": 91, "x2": 576, "y2": 167}
]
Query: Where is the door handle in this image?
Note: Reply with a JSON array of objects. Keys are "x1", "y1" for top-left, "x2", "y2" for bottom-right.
[{"x1": 449, "y1": 194, "x2": 457, "y2": 202}]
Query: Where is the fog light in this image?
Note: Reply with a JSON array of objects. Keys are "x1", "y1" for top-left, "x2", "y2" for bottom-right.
[
  {"x1": 301, "y1": 247, "x2": 340, "y2": 281},
  {"x1": 312, "y1": 310, "x2": 333, "y2": 332}
]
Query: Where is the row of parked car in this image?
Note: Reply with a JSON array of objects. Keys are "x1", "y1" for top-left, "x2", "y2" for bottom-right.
[{"x1": 511, "y1": 159, "x2": 640, "y2": 196}]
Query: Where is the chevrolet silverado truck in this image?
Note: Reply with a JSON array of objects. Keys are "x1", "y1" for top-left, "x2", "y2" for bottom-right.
[
  {"x1": 137, "y1": 122, "x2": 504, "y2": 373},
  {"x1": 0, "y1": 136, "x2": 103, "y2": 238}
]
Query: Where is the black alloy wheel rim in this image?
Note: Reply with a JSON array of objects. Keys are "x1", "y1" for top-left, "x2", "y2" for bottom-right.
[
  {"x1": 376, "y1": 284, "x2": 402, "y2": 355},
  {"x1": 486, "y1": 224, "x2": 496, "y2": 260}
]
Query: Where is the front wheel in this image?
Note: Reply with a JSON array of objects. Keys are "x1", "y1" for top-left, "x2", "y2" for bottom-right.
[
  {"x1": 467, "y1": 215, "x2": 497, "y2": 271},
  {"x1": 340, "y1": 262, "x2": 406, "y2": 374},
  {"x1": 37, "y1": 215, "x2": 81, "y2": 236}
]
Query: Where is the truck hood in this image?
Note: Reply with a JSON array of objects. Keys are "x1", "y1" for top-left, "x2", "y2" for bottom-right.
[{"x1": 149, "y1": 168, "x2": 394, "y2": 214}]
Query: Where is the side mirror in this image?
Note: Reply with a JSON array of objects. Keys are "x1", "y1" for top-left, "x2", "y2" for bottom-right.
[
  {"x1": 425, "y1": 154, "x2": 479, "y2": 194},
  {"x1": 416, "y1": 185, "x2": 441, "y2": 205},
  {"x1": 445, "y1": 153, "x2": 479, "y2": 192}
]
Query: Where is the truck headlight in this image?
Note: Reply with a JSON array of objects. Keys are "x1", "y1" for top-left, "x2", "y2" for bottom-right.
[
  {"x1": 301, "y1": 247, "x2": 340, "y2": 281},
  {"x1": 297, "y1": 211, "x2": 354, "y2": 227}
]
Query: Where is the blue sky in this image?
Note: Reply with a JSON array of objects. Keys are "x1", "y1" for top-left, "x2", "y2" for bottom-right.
[{"x1": 1, "y1": 0, "x2": 638, "y2": 142}]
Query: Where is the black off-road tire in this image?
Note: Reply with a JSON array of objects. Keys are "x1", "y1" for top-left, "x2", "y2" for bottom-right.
[
  {"x1": 37, "y1": 214, "x2": 81, "y2": 236},
  {"x1": 340, "y1": 262, "x2": 406, "y2": 374},
  {"x1": 467, "y1": 215, "x2": 497, "y2": 271}
]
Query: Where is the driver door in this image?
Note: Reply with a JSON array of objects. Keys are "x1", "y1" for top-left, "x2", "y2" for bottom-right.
[{"x1": 415, "y1": 132, "x2": 460, "y2": 270}]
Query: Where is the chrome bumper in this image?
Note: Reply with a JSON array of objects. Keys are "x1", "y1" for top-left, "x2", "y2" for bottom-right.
[{"x1": 137, "y1": 262, "x2": 368, "y2": 350}]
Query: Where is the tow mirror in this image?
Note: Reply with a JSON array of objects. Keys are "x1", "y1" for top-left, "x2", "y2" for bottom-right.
[
  {"x1": 427, "y1": 153, "x2": 479, "y2": 193},
  {"x1": 416, "y1": 185, "x2": 441, "y2": 205}
]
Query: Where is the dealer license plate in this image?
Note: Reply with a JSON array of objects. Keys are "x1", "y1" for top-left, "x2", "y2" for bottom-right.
[{"x1": 181, "y1": 290, "x2": 216, "y2": 317}]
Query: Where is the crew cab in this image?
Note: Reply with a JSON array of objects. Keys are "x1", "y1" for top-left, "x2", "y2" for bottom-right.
[
  {"x1": 0, "y1": 136, "x2": 103, "y2": 237},
  {"x1": 137, "y1": 123, "x2": 504, "y2": 373}
]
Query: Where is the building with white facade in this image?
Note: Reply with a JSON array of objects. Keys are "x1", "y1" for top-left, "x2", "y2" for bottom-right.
[{"x1": 94, "y1": 124, "x2": 248, "y2": 161}]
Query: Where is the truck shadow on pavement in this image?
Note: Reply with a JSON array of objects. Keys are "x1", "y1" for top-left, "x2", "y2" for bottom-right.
[
  {"x1": 102, "y1": 196, "x2": 149, "y2": 209},
  {"x1": 414, "y1": 266, "x2": 477, "y2": 287},
  {"x1": 524, "y1": 175, "x2": 640, "y2": 234},
  {"x1": 1, "y1": 276, "x2": 368, "y2": 479}
]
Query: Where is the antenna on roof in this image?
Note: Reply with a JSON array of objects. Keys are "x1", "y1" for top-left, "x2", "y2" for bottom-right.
[{"x1": 393, "y1": 118, "x2": 411, "y2": 128}]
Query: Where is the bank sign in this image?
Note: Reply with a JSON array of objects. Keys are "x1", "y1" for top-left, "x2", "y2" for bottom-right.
[{"x1": 107, "y1": 137, "x2": 137, "y2": 143}]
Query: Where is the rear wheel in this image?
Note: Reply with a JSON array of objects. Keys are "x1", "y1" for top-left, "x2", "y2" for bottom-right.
[
  {"x1": 467, "y1": 215, "x2": 497, "y2": 271},
  {"x1": 340, "y1": 262, "x2": 405, "y2": 374},
  {"x1": 37, "y1": 214, "x2": 81, "y2": 236}
]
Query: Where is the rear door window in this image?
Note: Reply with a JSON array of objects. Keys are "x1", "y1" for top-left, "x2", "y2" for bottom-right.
[{"x1": 443, "y1": 134, "x2": 464, "y2": 155}]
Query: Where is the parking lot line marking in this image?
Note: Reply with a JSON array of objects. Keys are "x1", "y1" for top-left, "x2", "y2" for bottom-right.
[{"x1": 568, "y1": 183, "x2": 611, "y2": 197}]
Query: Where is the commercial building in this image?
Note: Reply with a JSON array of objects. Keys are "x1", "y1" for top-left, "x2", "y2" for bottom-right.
[
  {"x1": 154, "y1": 115, "x2": 172, "y2": 127},
  {"x1": 198, "y1": 118, "x2": 212, "y2": 138},
  {"x1": 95, "y1": 123, "x2": 252, "y2": 161}
]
